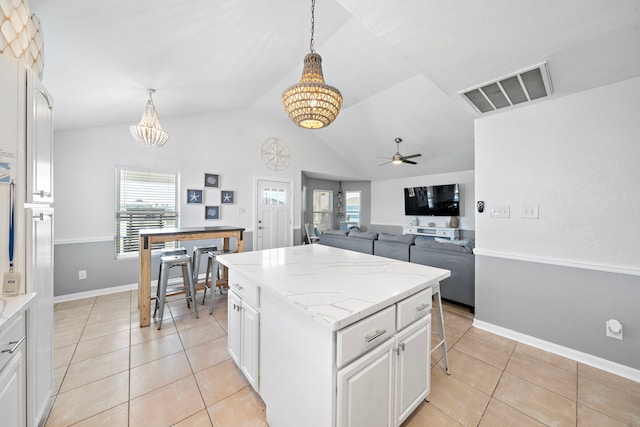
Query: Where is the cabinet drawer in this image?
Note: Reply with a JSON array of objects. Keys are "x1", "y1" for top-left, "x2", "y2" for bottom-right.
[
  {"x1": 435, "y1": 229, "x2": 451, "y2": 237},
  {"x1": 228, "y1": 270, "x2": 260, "y2": 308},
  {"x1": 0, "y1": 314, "x2": 25, "y2": 372},
  {"x1": 396, "y1": 288, "x2": 432, "y2": 331},
  {"x1": 337, "y1": 306, "x2": 395, "y2": 368}
]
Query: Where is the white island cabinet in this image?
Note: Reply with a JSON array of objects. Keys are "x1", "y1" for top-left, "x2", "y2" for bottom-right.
[{"x1": 218, "y1": 245, "x2": 449, "y2": 427}]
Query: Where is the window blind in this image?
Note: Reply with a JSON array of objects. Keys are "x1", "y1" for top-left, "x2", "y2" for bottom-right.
[{"x1": 115, "y1": 168, "x2": 178, "y2": 255}]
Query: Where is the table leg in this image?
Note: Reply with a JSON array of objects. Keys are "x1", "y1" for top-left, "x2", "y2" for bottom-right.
[{"x1": 139, "y1": 240, "x2": 152, "y2": 327}]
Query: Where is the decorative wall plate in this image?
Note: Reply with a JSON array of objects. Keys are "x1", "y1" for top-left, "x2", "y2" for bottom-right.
[{"x1": 261, "y1": 138, "x2": 290, "y2": 171}]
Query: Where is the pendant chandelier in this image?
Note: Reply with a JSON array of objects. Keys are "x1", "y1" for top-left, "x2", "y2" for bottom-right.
[
  {"x1": 130, "y1": 89, "x2": 169, "y2": 148},
  {"x1": 282, "y1": 0, "x2": 342, "y2": 129}
]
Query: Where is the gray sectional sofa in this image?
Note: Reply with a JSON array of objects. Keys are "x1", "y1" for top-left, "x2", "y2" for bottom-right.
[{"x1": 318, "y1": 229, "x2": 475, "y2": 311}]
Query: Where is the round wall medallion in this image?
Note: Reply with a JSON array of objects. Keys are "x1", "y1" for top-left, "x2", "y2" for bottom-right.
[{"x1": 261, "y1": 138, "x2": 291, "y2": 171}]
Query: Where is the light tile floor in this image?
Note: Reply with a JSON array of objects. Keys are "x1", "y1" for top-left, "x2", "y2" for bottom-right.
[{"x1": 46, "y1": 290, "x2": 640, "y2": 426}]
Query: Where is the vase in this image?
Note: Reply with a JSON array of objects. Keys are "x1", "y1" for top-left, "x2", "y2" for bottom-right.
[{"x1": 449, "y1": 216, "x2": 460, "y2": 228}]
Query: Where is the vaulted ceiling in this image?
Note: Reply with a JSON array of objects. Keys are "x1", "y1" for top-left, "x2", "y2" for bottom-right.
[{"x1": 30, "y1": 0, "x2": 640, "y2": 180}]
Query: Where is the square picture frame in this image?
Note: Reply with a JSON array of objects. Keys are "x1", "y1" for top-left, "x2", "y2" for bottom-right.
[
  {"x1": 221, "y1": 190, "x2": 235, "y2": 204},
  {"x1": 205, "y1": 205, "x2": 220, "y2": 220},
  {"x1": 204, "y1": 173, "x2": 219, "y2": 188},
  {"x1": 186, "y1": 189, "x2": 203, "y2": 204}
]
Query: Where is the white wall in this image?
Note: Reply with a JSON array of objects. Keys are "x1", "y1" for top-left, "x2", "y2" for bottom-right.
[
  {"x1": 476, "y1": 77, "x2": 640, "y2": 273},
  {"x1": 474, "y1": 76, "x2": 640, "y2": 374},
  {"x1": 54, "y1": 110, "x2": 360, "y2": 243},
  {"x1": 370, "y1": 170, "x2": 475, "y2": 230}
]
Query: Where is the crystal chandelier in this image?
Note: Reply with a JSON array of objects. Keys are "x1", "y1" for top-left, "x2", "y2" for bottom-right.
[
  {"x1": 130, "y1": 89, "x2": 169, "y2": 148},
  {"x1": 282, "y1": 0, "x2": 342, "y2": 129}
]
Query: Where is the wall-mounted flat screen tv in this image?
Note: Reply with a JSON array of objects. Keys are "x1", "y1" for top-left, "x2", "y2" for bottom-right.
[{"x1": 404, "y1": 184, "x2": 460, "y2": 216}]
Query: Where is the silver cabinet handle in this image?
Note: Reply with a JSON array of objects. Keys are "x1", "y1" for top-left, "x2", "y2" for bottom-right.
[
  {"x1": 393, "y1": 347, "x2": 400, "y2": 356},
  {"x1": 233, "y1": 284, "x2": 243, "y2": 290},
  {"x1": 399, "y1": 343, "x2": 405, "y2": 351},
  {"x1": 416, "y1": 303, "x2": 429, "y2": 312},
  {"x1": 1, "y1": 336, "x2": 25, "y2": 354},
  {"x1": 365, "y1": 329, "x2": 387, "y2": 343}
]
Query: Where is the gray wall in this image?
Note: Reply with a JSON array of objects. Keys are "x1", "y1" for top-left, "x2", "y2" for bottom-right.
[
  {"x1": 476, "y1": 255, "x2": 640, "y2": 369},
  {"x1": 54, "y1": 233, "x2": 253, "y2": 297}
]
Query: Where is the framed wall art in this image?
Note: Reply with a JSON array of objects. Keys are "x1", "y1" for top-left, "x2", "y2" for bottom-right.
[
  {"x1": 204, "y1": 173, "x2": 219, "y2": 188},
  {"x1": 187, "y1": 189, "x2": 203, "y2": 204},
  {"x1": 221, "y1": 190, "x2": 235, "y2": 204},
  {"x1": 205, "y1": 205, "x2": 220, "y2": 220}
]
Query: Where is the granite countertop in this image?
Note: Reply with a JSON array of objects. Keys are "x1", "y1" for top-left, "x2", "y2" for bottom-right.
[
  {"x1": 0, "y1": 293, "x2": 37, "y2": 330},
  {"x1": 218, "y1": 244, "x2": 450, "y2": 331}
]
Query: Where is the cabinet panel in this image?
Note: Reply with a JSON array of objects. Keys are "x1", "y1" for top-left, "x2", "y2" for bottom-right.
[
  {"x1": 26, "y1": 72, "x2": 54, "y2": 204},
  {"x1": 337, "y1": 305, "x2": 395, "y2": 368},
  {"x1": 395, "y1": 316, "x2": 430, "y2": 425},
  {"x1": 240, "y1": 302, "x2": 259, "y2": 390},
  {"x1": 227, "y1": 291, "x2": 241, "y2": 365},
  {"x1": 0, "y1": 334, "x2": 26, "y2": 427},
  {"x1": 337, "y1": 339, "x2": 394, "y2": 427}
]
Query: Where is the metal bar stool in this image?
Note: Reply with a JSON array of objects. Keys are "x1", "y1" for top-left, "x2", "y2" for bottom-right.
[
  {"x1": 192, "y1": 245, "x2": 219, "y2": 289},
  {"x1": 202, "y1": 249, "x2": 235, "y2": 314},
  {"x1": 153, "y1": 247, "x2": 190, "y2": 316},
  {"x1": 155, "y1": 254, "x2": 198, "y2": 329},
  {"x1": 431, "y1": 281, "x2": 450, "y2": 374}
]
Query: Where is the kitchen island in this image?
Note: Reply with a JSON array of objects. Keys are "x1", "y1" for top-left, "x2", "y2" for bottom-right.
[{"x1": 217, "y1": 244, "x2": 450, "y2": 427}]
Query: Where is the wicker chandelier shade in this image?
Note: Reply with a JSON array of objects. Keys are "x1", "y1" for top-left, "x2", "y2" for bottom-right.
[
  {"x1": 130, "y1": 89, "x2": 169, "y2": 148},
  {"x1": 282, "y1": 0, "x2": 342, "y2": 129},
  {"x1": 282, "y1": 53, "x2": 343, "y2": 129}
]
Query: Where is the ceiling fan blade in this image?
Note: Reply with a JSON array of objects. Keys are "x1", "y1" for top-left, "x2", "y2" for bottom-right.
[
  {"x1": 402, "y1": 159, "x2": 418, "y2": 165},
  {"x1": 402, "y1": 154, "x2": 422, "y2": 160},
  {"x1": 378, "y1": 160, "x2": 392, "y2": 166}
]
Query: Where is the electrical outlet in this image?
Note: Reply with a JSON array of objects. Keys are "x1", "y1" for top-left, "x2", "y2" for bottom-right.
[
  {"x1": 490, "y1": 206, "x2": 510, "y2": 218},
  {"x1": 78, "y1": 270, "x2": 87, "y2": 280},
  {"x1": 606, "y1": 319, "x2": 623, "y2": 340}
]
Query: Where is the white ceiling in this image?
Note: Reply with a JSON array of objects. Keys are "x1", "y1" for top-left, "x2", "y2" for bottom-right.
[{"x1": 30, "y1": 0, "x2": 640, "y2": 180}]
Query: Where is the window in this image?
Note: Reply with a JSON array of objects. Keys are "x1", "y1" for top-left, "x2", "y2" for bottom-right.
[
  {"x1": 345, "y1": 191, "x2": 361, "y2": 224},
  {"x1": 312, "y1": 189, "x2": 333, "y2": 231},
  {"x1": 115, "y1": 167, "x2": 178, "y2": 256}
]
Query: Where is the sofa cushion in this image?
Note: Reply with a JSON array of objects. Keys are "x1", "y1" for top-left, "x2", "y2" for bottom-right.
[
  {"x1": 348, "y1": 230, "x2": 378, "y2": 240},
  {"x1": 323, "y1": 229, "x2": 349, "y2": 236},
  {"x1": 414, "y1": 236, "x2": 473, "y2": 254},
  {"x1": 378, "y1": 233, "x2": 415, "y2": 245}
]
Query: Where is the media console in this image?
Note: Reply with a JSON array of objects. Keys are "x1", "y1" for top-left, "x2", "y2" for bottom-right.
[{"x1": 402, "y1": 225, "x2": 459, "y2": 241}]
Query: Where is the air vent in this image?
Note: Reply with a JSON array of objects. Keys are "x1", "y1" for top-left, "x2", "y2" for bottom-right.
[{"x1": 460, "y1": 63, "x2": 553, "y2": 114}]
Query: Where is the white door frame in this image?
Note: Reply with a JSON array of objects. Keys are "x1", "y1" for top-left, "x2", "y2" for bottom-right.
[{"x1": 254, "y1": 177, "x2": 294, "y2": 250}]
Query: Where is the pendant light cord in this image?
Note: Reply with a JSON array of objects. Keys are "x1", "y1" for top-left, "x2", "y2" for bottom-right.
[{"x1": 309, "y1": 0, "x2": 316, "y2": 53}]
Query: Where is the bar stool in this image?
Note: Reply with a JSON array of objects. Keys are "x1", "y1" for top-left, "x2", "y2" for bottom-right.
[
  {"x1": 431, "y1": 281, "x2": 450, "y2": 374},
  {"x1": 192, "y1": 245, "x2": 219, "y2": 289},
  {"x1": 154, "y1": 247, "x2": 191, "y2": 308},
  {"x1": 202, "y1": 249, "x2": 235, "y2": 314},
  {"x1": 155, "y1": 254, "x2": 198, "y2": 329}
]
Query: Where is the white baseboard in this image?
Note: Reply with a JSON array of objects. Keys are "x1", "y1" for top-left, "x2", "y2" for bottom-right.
[
  {"x1": 473, "y1": 319, "x2": 640, "y2": 383},
  {"x1": 53, "y1": 273, "x2": 209, "y2": 303}
]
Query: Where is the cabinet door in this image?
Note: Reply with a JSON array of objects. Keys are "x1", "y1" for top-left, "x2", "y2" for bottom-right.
[
  {"x1": 394, "y1": 316, "x2": 430, "y2": 426},
  {"x1": 337, "y1": 339, "x2": 394, "y2": 427},
  {"x1": 26, "y1": 72, "x2": 54, "y2": 204},
  {"x1": 240, "y1": 302, "x2": 260, "y2": 391},
  {"x1": 0, "y1": 346, "x2": 26, "y2": 427},
  {"x1": 227, "y1": 291, "x2": 242, "y2": 366}
]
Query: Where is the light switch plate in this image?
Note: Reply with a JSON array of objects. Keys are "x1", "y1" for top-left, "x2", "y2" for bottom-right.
[
  {"x1": 521, "y1": 205, "x2": 539, "y2": 219},
  {"x1": 490, "y1": 206, "x2": 510, "y2": 218}
]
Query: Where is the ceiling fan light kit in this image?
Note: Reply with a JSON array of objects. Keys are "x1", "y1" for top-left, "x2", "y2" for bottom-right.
[
  {"x1": 282, "y1": 0, "x2": 342, "y2": 129},
  {"x1": 379, "y1": 137, "x2": 422, "y2": 166},
  {"x1": 130, "y1": 89, "x2": 169, "y2": 148}
]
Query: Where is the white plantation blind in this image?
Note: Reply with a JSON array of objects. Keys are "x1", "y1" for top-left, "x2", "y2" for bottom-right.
[{"x1": 115, "y1": 168, "x2": 178, "y2": 255}]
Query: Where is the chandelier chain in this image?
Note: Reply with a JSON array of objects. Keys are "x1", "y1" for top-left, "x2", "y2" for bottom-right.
[{"x1": 310, "y1": 0, "x2": 315, "y2": 53}]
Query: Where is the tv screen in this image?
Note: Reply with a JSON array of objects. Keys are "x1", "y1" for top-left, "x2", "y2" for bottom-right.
[{"x1": 404, "y1": 184, "x2": 460, "y2": 216}]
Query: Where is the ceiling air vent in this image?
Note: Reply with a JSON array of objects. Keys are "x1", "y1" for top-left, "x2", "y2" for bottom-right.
[{"x1": 460, "y1": 63, "x2": 553, "y2": 114}]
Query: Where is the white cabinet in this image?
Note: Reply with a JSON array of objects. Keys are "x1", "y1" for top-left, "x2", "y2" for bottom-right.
[
  {"x1": 0, "y1": 314, "x2": 26, "y2": 427},
  {"x1": 26, "y1": 72, "x2": 54, "y2": 204},
  {"x1": 227, "y1": 271, "x2": 260, "y2": 391},
  {"x1": 337, "y1": 339, "x2": 394, "y2": 427},
  {"x1": 402, "y1": 226, "x2": 459, "y2": 241},
  {"x1": 394, "y1": 316, "x2": 430, "y2": 425}
]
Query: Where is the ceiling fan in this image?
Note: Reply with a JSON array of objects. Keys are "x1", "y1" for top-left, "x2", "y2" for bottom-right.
[{"x1": 378, "y1": 138, "x2": 422, "y2": 166}]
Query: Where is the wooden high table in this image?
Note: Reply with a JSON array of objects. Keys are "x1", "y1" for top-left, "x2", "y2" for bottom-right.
[{"x1": 138, "y1": 226, "x2": 245, "y2": 327}]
